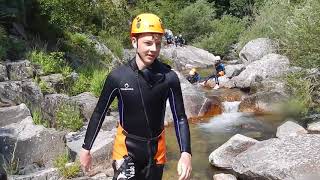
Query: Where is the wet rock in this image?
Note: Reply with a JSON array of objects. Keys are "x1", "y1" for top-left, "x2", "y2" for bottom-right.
[
  {"x1": 232, "y1": 54, "x2": 290, "y2": 88},
  {"x1": 213, "y1": 173, "x2": 237, "y2": 180},
  {"x1": 6, "y1": 60, "x2": 34, "y2": 81},
  {"x1": 0, "y1": 103, "x2": 30, "y2": 127},
  {"x1": 66, "y1": 127, "x2": 116, "y2": 164},
  {"x1": 71, "y1": 92, "x2": 98, "y2": 122},
  {"x1": 239, "y1": 38, "x2": 278, "y2": 65},
  {"x1": 0, "y1": 116, "x2": 66, "y2": 168},
  {"x1": 0, "y1": 63, "x2": 8, "y2": 81},
  {"x1": 209, "y1": 134, "x2": 258, "y2": 168},
  {"x1": 232, "y1": 134, "x2": 320, "y2": 180},
  {"x1": 276, "y1": 120, "x2": 307, "y2": 138},
  {"x1": 164, "y1": 71, "x2": 206, "y2": 123}
]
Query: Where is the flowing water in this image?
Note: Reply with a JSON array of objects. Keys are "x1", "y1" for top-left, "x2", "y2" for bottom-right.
[{"x1": 163, "y1": 100, "x2": 286, "y2": 180}]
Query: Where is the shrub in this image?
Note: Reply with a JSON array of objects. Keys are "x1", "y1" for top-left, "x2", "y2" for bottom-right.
[
  {"x1": 28, "y1": 51, "x2": 71, "y2": 75},
  {"x1": 55, "y1": 102, "x2": 83, "y2": 131},
  {"x1": 90, "y1": 69, "x2": 109, "y2": 97},
  {"x1": 0, "y1": 26, "x2": 8, "y2": 60},
  {"x1": 194, "y1": 15, "x2": 246, "y2": 55},
  {"x1": 32, "y1": 108, "x2": 49, "y2": 127},
  {"x1": 174, "y1": 0, "x2": 216, "y2": 42},
  {"x1": 54, "y1": 152, "x2": 80, "y2": 178},
  {"x1": 99, "y1": 31, "x2": 124, "y2": 59}
]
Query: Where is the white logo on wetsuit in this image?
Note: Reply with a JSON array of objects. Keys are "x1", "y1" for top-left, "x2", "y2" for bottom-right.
[{"x1": 121, "y1": 83, "x2": 134, "y2": 91}]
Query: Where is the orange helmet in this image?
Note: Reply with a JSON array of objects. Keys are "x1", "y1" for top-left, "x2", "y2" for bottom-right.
[{"x1": 131, "y1": 13, "x2": 164, "y2": 37}]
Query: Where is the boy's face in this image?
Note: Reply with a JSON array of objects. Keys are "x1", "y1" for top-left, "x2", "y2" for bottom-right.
[{"x1": 132, "y1": 33, "x2": 162, "y2": 66}]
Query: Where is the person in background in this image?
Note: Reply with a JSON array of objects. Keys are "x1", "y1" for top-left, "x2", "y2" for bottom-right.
[
  {"x1": 186, "y1": 68, "x2": 201, "y2": 84},
  {"x1": 200, "y1": 60, "x2": 225, "y2": 89}
]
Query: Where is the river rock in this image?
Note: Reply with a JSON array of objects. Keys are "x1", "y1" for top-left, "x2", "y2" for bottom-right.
[
  {"x1": 224, "y1": 64, "x2": 245, "y2": 78},
  {"x1": 66, "y1": 127, "x2": 116, "y2": 164},
  {"x1": 232, "y1": 134, "x2": 320, "y2": 180},
  {"x1": 6, "y1": 60, "x2": 34, "y2": 81},
  {"x1": 232, "y1": 53, "x2": 290, "y2": 88},
  {"x1": 71, "y1": 92, "x2": 98, "y2": 122},
  {"x1": 164, "y1": 71, "x2": 206, "y2": 123},
  {"x1": 161, "y1": 45, "x2": 220, "y2": 71},
  {"x1": 0, "y1": 63, "x2": 8, "y2": 81},
  {"x1": 0, "y1": 116, "x2": 66, "y2": 168},
  {"x1": 209, "y1": 134, "x2": 258, "y2": 168},
  {"x1": 276, "y1": 120, "x2": 308, "y2": 138},
  {"x1": 9, "y1": 168, "x2": 60, "y2": 180},
  {"x1": 239, "y1": 38, "x2": 278, "y2": 65},
  {"x1": 213, "y1": 173, "x2": 237, "y2": 180},
  {"x1": 0, "y1": 103, "x2": 30, "y2": 127}
]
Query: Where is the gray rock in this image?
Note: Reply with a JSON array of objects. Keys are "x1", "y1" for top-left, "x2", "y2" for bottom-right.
[
  {"x1": 6, "y1": 60, "x2": 34, "y2": 81},
  {"x1": 276, "y1": 121, "x2": 308, "y2": 138},
  {"x1": 232, "y1": 53, "x2": 290, "y2": 88},
  {"x1": 224, "y1": 64, "x2": 245, "y2": 78},
  {"x1": 209, "y1": 134, "x2": 258, "y2": 168},
  {"x1": 0, "y1": 63, "x2": 8, "y2": 81},
  {"x1": 232, "y1": 134, "x2": 320, "y2": 180},
  {"x1": 164, "y1": 71, "x2": 206, "y2": 123},
  {"x1": 9, "y1": 168, "x2": 60, "y2": 180},
  {"x1": 71, "y1": 92, "x2": 98, "y2": 122},
  {"x1": 239, "y1": 38, "x2": 278, "y2": 65},
  {"x1": 213, "y1": 173, "x2": 237, "y2": 180},
  {"x1": 102, "y1": 112, "x2": 118, "y2": 131},
  {"x1": 41, "y1": 94, "x2": 70, "y2": 126},
  {"x1": 0, "y1": 103, "x2": 31, "y2": 127},
  {"x1": 307, "y1": 121, "x2": 320, "y2": 133},
  {"x1": 0, "y1": 80, "x2": 43, "y2": 109},
  {"x1": 161, "y1": 45, "x2": 220, "y2": 71},
  {"x1": 39, "y1": 74, "x2": 64, "y2": 93},
  {"x1": 66, "y1": 128, "x2": 116, "y2": 164},
  {"x1": 0, "y1": 117, "x2": 66, "y2": 168}
]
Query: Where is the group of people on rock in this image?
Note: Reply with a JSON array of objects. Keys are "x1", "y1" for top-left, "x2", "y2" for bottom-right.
[
  {"x1": 164, "y1": 30, "x2": 186, "y2": 47},
  {"x1": 186, "y1": 60, "x2": 225, "y2": 89}
]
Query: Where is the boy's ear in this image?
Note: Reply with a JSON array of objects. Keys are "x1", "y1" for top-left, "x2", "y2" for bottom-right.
[{"x1": 132, "y1": 37, "x2": 137, "y2": 49}]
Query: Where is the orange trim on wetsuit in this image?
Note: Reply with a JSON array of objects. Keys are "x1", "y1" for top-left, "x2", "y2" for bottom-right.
[{"x1": 112, "y1": 124, "x2": 166, "y2": 164}]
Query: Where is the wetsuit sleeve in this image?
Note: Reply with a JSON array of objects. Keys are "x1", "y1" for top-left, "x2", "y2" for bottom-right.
[
  {"x1": 168, "y1": 72, "x2": 191, "y2": 155},
  {"x1": 82, "y1": 72, "x2": 118, "y2": 150}
]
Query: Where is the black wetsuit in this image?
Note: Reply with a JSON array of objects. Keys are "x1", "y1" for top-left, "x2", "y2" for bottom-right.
[{"x1": 82, "y1": 58, "x2": 191, "y2": 180}]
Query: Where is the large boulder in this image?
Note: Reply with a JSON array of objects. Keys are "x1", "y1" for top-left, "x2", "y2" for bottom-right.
[
  {"x1": 39, "y1": 73, "x2": 64, "y2": 94},
  {"x1": 239, "y1": 78, "x2": 289, "y2": 113},
  {"x1": 239, "y1": 38, "x2": 278, "y2": 65},
  {"x1": 224, "y1": 64, "x2": 245, "y2": 78},
  {"x1": 41, "y1": 93, "x2": 70, "y2": 126},
  {"x1": 232, "y1": 53, "x2": 290, "y2": 88},
  {"x1": 164, "y1": 71, "x2": 206, "y2": 123},
  {"x1": 276, "y1": 121, "x2": 308, "y2": 139},
  {"x1": 161, "y1": 45, "x2": 221, "y2": 71},
  {"x1": 66, "y1": 127, "x2": 116, "y2": 164},
  {"x1": 209, "y1": 134, "x2": 258, "y2": 168},
  {"x1": 9, "y1": 168, "x2": 60, "y2": 180},
  {"x1": 0, "y1": 80, "x2": 43, "y2": 109},
  {"x1": 71, "y1": 92, "x2": 98, "y2": 122},
  {"x1": 0, "y1": 63, "x2": 8, "y2": 82},
  {"x1": 6, "y1": 60, "x2": 34, "y2": 81},
  {"x1": 0, "y1": 116, "x2": 66, "y2": 168},
  {"x1": 213, "y1": 173, "x2": 237, "y2": 180},
  {"x1": 0, "y1": 103, "x2": 30, "y2": 127},
  {"x1": 232, "y1": 134, "x2": 320, "y2": 180}
]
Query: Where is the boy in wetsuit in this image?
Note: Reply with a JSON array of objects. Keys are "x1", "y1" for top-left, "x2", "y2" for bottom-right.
[{"x1": 80, "y1": 13, "x2": 192, "y2": 180}]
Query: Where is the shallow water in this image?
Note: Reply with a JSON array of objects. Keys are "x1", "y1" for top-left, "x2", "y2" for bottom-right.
[{"x1": 163, "y1": 103, "x2": 285, "y2": 180}]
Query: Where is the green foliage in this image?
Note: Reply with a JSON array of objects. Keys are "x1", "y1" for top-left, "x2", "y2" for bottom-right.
[
  {"x1": 55, "y1": 102, "x2": 83, "y2": 131},
  {"x1": 90, "y1": 69, "x2": 108, "y2": 97},
  {"x1": 194, "y1": 15, "x2": 246, "y2": 55},
  {"x1": 31, "y1": 108, "x2": 49, "y2": 127},
  {"x1": 38, "y1": 0, "x2": 93, "y2": 32},
  {"x1": 175, "y1": 0, "x2": 216, "y2": 42},
  {"x1": 54, "y1": 152, "x2": 80, "y2": 178},
  {"x1": 284, "y1": 71, "x2": 313, "y2": 117},
  {"x1": 99, "y1": 31, "x2": 124, "y2": 59},
  {"x1": 281, "y1": 0, "x2": 320, "y2": 68},
  {"x1": 28, "y1": 51, "x2": 71, "y2": 75}
]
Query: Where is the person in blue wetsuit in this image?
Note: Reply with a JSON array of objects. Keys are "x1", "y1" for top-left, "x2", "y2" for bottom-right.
[
  {"x1": 80, "y1": 13, "x2": 192, "y2": 180},
  {"x1": 200, "y1": 60, "x2": 225, "y2": 89}
]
